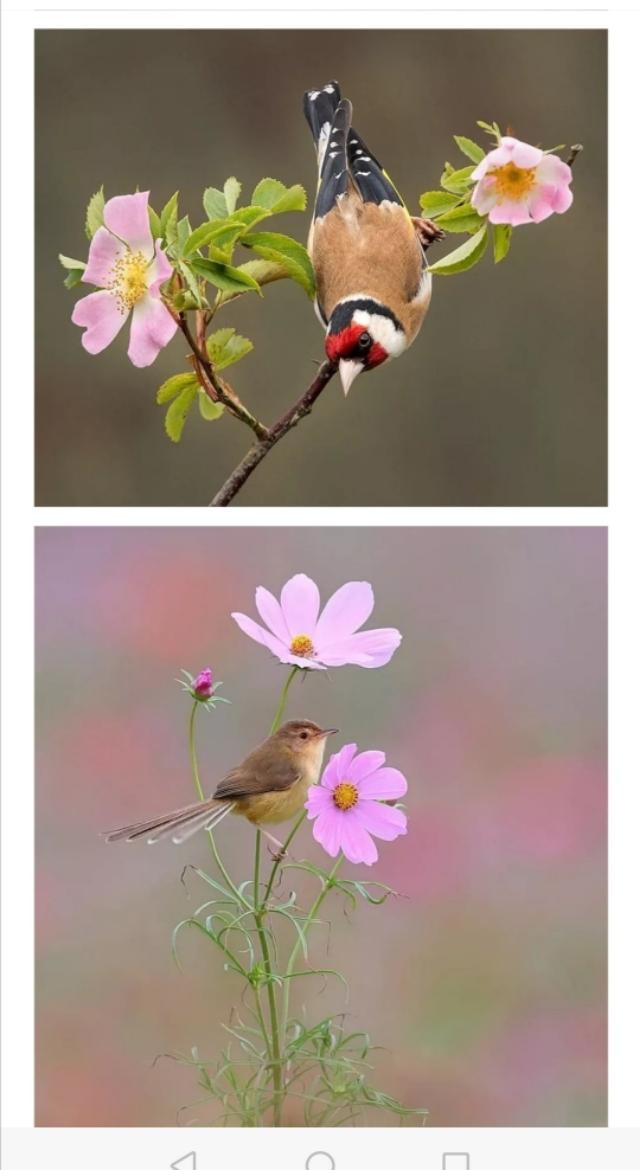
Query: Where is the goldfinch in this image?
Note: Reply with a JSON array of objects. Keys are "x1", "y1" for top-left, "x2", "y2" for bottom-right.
[{"x1": 304, "y1": 80, "x2": 434, "y2": 396}]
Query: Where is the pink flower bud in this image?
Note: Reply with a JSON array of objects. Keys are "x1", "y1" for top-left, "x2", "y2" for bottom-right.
[{"x1": 192, "y1": 667, "x2": 214, "y2": 699}]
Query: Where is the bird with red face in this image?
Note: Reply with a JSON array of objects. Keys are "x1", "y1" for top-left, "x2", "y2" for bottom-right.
[{"x1": 304, "y1": 81, "x2": 433, "y2": 396}]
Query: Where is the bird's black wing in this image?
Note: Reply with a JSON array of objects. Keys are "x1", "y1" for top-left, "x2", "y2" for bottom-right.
[
  {"x1": 346, "y1": 126, "x2": 404, "y2": 207},
  {"x1": 311, "y1": 98, "x2": 352, "y2": 220}
]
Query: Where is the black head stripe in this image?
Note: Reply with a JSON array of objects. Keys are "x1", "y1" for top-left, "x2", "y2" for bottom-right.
[{"x1": 328, "y1": 298, "x2": 404, "y2": 336}]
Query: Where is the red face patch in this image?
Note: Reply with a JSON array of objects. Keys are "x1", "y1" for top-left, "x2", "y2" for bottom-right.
[{"x1": 325, "y1": 324, "x2": 388, "y2": 369}]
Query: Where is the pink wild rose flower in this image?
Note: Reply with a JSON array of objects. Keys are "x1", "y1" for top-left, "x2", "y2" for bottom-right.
[
  {"x1": 231, "y1": 573, "x2": 401, "y2": 670},
  {"x1": 471, "y1": 136, "x2": 573, "y2": 226},
  {"x1": 72, "y1": 191, "x2": 177, "y2": 367},
  {"x1": 306, "y1": 743, "x2": 408, "y2": 866}
]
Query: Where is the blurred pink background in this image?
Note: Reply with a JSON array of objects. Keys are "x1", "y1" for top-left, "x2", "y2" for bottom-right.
[{"x1": 35, "y1": 527, "x2": 607, "y2": 1126}]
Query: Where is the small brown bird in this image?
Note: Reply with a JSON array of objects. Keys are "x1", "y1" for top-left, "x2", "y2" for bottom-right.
[
  {"x1": 103, "y1": 720, "x2": 338, "y2": 849},
  {"x1": 304, "y1": 81, "x2": 436, "y2": 395}
]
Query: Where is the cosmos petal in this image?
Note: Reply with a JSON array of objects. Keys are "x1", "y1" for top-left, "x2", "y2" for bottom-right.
[
  {"x1": 358, "y1": 766, "x2": 408, "y2": 800},
  {"x1": 352, "y1": 802, "x2": 408, "y2": 842},
  {"x1": 338, "y1": 816, "x2": 379, "y2": 865},
  {"x1": 322, "y1": 743, "x2": 359, "y2": 789},
  {"x1": 279, "y1": 574, "x2": 321, "y2": 638},
  {"x1": 255, "y1": 586, "x2": 290, "y2": 643},
  {"x1": 349, "y1": 750, "x2": 387, "y2": 782},
  {"x1": 315, "y1": 581, "x2": 375, "y2": 644},
  {"x1": 319, "y1": 627, "x2": 402, "y2": 668}
]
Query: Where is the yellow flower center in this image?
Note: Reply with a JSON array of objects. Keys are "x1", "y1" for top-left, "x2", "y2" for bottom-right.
[
  {"x1": 333, "y1": 782, "x2": 359, "y2": 812},
  {"x1": 109, "y1": 250, "x2": 149, "y2": 312},
  {"x1": 290, "y1": 634, "x2": 315, "y2": 658},
  {"x1": 489, "y1": 161, "x2": 537, "y2": 202}
]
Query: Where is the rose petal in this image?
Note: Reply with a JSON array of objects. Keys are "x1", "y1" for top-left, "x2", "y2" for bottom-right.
[
  {"x1": 127, "y1": 294, "x2": 178, "y2": 367},
  {"x1": 71, "y1": 289, "x2": 127, "y2": 355},
  {"x1": 314, "y1": 581, "x2": 375, "y2": 645},
  {"x1": 471, "y1": 179, "x2": 498, "y2": 216},
  {"x1": 322, "y1": 743, "x2": 359, "y2": 788},
  {"x1": 348, "y1": 750, "x2": 387, "y2": 783},
  {"x1": 147, "y1": 242, "x2": 174, "y2": 292},
  {"x1": 279, "y1": 574, "x2": 321, "y2": 637},
  {"x1": 528, "y1": 187, "x2": 556, "y2": 223},
  {"x1": 551, "y1": 183, "x2": 573, "y2": 214},
  {"x1": 320, "y1": 627, "x2": 402, "y2": 668},
  {"x1": 338, "y1": 816, "x2": 379, "y2": 865},
  {"x1": 103, "y1": 191, "x2": 153, "y2": 258},
  {"x1": 255, "y1": 587, "x2": 291, "y2": 644},
  {"x1": 536, "y1": 154, "x2": 573, "y2": 185},
  {"x1": 501, "y1": 136, "x2": 543, "y2": 169},
  {"x1": 352, "y1": 802, "x2": 408, "y2": 842},
  {"x1": 488, "y1": 200, "x2": 533, "y2": 227},
  {"x1": 82, "y1": 227, "x2": 126, "y2": 288},
  {"x1": 358, "y1": 766, "x2": 408, "y2": 800}
]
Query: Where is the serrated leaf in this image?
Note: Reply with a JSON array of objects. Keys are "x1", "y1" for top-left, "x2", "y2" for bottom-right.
[
  {"x1": 453, "y1": 135, "x2": 485, "y2": 164},
  {"x1": 435, "y1": 203, "x2": 485, "y2": 233},
  {"x1": 148, "y1": 205, "x2": 162, "y2": 239},
  {"x1": 164, "y1": 382, "x2": 198, "y2": 442},
  {"x1": 85, "y1": 187, "x2": 105, "y2": 239},
  {"x1": 242, "y1": 231, "x2": 315, "y2": 297},
  {"x1": 59, "y1": 253, "x2": 87, "y2": 271},
  {"x1": 156, "y1": 372, "x2": 199, "y2": 405},
  {"x1": 493, "y1": 223, "x2": 512, "y2": 263},
  {"x1": 182, "y1": 219, "x2": 246, "y2": 257},
  {"x1": 190, "y1": 258, "x2": 261, "y2": 294},
  {"x1": 175, "y1": 215, "x2": 192, "y2": 255},
  {"x1": 224, "y1": 177, "x2": 241, "y2": 215},
  {"x1": 198, "y1": 389, "x2": 225, "y2": 421},
  {"x1": 203, "y1": 187, "x2": 228, "y2": 221},
  {"x1": 160, "y1": 191, "x2": 179, "y2": 236},
  {"x1": 216, "y1": 259, "x2": 289, "y2": 304},
  {"x1": 418, "y1": 191, "x2": 461, "y2": 218},
  {"x1": 230, "y1": 205, "x2": 271, "y2": 228},
  {"x1": 429, "y1": 224, "x2": 488, "y2": 275},
  {"x1": 251, "y1": 178, "x2": 307, "y2": 214},
  {"x1": 440, "y1": 165, "x2": 476, "y2": 194},
  {"x1": 206, "y1": 327, "x2": 254, "y2": 370}
]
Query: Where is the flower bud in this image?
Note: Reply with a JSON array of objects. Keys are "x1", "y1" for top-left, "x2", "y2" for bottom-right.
[{"x1": 192, "y1": 667, "x2": 214, "y2": 699}]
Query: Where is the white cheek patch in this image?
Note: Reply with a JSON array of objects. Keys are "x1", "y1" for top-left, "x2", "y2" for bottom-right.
[{"x1": 352, "y1": 309, "x2": 407, "y2": 359}]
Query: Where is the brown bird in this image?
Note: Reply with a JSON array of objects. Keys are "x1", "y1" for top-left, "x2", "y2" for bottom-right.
[
  {"x1": 304, "y1": 81, "x2": 437, "y2": 396},
  {"x1": 103, "y1": 719, "x2": 338, "y2": 850}
]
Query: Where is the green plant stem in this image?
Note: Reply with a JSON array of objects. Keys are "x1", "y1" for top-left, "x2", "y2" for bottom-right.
[
  {"x1": 269, "y1": 666, "x2": 299, "y2": 734},
  {"x1": 281, "y1": 856, "x2": 344, "y2": 1061}
]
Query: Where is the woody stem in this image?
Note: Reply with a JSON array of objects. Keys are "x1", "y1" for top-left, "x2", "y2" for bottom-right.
[{"x1": 209, "y1": 359, "x2": 338, "y2": 507}]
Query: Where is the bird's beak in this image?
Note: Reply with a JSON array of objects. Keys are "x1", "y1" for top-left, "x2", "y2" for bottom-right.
[
  {"x1": 339, "y1": 359, "x2": 363, "y2": 397},
  {"x1": 318, "y1": 727, "x2": 339, "y2": 738}
]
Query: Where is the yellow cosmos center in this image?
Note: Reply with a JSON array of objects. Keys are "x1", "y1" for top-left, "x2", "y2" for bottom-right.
[
  {"x1": 109, "y1": 250, "x2": 149, "y2": 312},
  {"x1": 333, "y1": 782, "x2": 359, "y2": 812},
  {"x1": 489, "y1": 161, "x2": 537, "y2": 201},
  {"x1": 290, "y1": 634, "x2": 315, "y2": 658}
]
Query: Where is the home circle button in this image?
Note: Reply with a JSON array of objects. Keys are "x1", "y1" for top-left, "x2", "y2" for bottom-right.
[{"x1": 305, "y1": 1153, "x2": 336, "y2": 1170}]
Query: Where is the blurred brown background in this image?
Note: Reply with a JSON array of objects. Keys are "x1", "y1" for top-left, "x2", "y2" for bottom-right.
[{"x1": 35, "y1": 30, "x2": 606, "y2": 507}]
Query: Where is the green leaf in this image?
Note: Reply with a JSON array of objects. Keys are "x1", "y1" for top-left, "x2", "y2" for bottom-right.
[
  {"x1": 206, "y1": 327, "x2": 253, "y2": 370},
  {"x1": 440, "y1": 165, "x2": 476, "y2": 194},
  {"x1": 453, "y1": 135, "x2": 485, "y2": 164},
  {"x1": 164, "y1": 381, "x2": 198, "y2": 442},
  {"x1": 216, "y1": 259, "x2": 289, "y2": 304},
  {"x1": 156, "y1": 372, "x2": 199, "y2": 405},
  {"x1": 224, "y1": 177, "x2": 242, "y2": 215},
  {"x1": 429, "y1": 223, "x2": 488, "y2": 275},
  {"x1": 63, "y1": 269, "x2": 85, "y2": 289},
  {"x1": 477, "y1": 120, "x2": 502, "y2": 141},
  {"x1": 175, "y1": 215, "x2": 192, "y2": 255},
  {"x1": 242, "y1": 231, "x2": 315, "y2": 297},
  {"x1": 435, "y1": 203, "x2": 485, "y2": 233},
  {"x1": 190, "y1": 258, "x2": 261, "y2": 295},
  {"x1": 418, "y1": 191, "x2": 461, "y2": 218},
  {"x1": 493, "y1": 223, "x2": 512, "y2": 263},
  {"x1": 177, "y1": 260, "x2": 205, "y2": 307},
  {"x1": 148, "y1": 205, "x2": 162, "y2": 239},
  {"x1": 251, "y1": 178, "x2": 307, "y2": 214},
  {"x1": 203, "y1": 187, "x2": 228, "y2": 221},
  {"x1": 230, "y1": 205, "x2": 271, "y2": 228},
  {"x1": 85, "y1": 187, "x2": 105, "y2": 239},
  {"x1": 59, "y1": 253, "x2": 87, "y2": 271},
  {"x1": 160, "y1": 191, "x2": 179, "y2": 237},
  {"x1": 182, "y1": 219, "x2": 246, "y2": 257},
  {"x1": 198, "y1": 389, "x2": 225, "y2": 421}
]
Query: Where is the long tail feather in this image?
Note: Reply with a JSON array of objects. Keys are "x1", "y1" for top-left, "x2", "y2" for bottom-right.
[
  {"x1": 346, "y1": 127, "x2": 403, "y2": 207},
  {"x1": 303, "y1": 80, "x2": 341, "y2": 171},
  {"x1": 314, "y1": 98, "x2": 352, "y2": 220},
  {"x1": 102, "y1": 797, "x2": 233, "y2": 845}
]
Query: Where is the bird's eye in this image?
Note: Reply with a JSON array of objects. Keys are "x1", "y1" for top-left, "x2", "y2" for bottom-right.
[
  {"x1": 300, "y1": 731, "x2": 309, "y2": 740},
  {"x1": 357, "y1": 331, "x2": 372, "y2": 351}
]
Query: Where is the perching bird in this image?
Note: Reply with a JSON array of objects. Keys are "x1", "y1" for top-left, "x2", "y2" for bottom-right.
[
  {"x1": 304, "y1": 80, "x2": 437, "y2": 396},
  {"x1": 103, "y1": 720, "x2": 338, "y2": 850}
]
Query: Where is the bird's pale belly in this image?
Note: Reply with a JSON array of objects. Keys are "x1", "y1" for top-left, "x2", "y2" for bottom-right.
[{"x1": 233, "y1": 777, "x2": 314, "y2": 826}]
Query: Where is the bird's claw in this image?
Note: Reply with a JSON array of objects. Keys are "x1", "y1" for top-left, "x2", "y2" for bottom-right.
[{"x1": 411, "y1": 215, "x2": 445, "y2": 248}]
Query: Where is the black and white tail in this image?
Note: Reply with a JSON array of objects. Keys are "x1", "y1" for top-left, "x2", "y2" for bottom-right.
[
  {"x1": 303, "y1": 80, "x2": 342, "y2": 170},
  {"x1": 102, "y1": 797, "x2": 234, "y2": 845},
  {"x1": 346, "y1": 126, "x2": 404, "y2": 207}
]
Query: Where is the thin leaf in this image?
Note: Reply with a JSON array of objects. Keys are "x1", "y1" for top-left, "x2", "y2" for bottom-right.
[
  {"x1": 243, "y1": 231, "x2": 315, "y2": 297},
  {"x1": 434, "y1": 202, "x2": 485, "y2": 234},
  {"x1": 198, "y1": 390, "x2": 225, "y2": 421},
  {"x1": 418, "y1": 190, "x2": 460, "y2": 218},
  {"x1": 224, "y1": 177, "x2": 242, "y2": 215},
  {"x1": 164, "y1": 381, "x2": 198, "y2": 441},
  {"x1": 190, "y1": 258, "x2": 261, "y2": 295},
  {"x1": 429, "y1": 223, "x2": 488, "y2": 275},
  {"x1": 85, "y1": 186, "x2": 105, "y2": 239},
  {"x1": 453, "y1": 135, "x2": 485, "y2": 164},
  {"x1": 203, "y1": 186, "x2": 228, "y2": 221},
  {"x1": 493, "y1": 223, "x2": 512, "y2": 263},
  {"x1": 157, "y1": 372, "x2": 199, "y2": 405}
]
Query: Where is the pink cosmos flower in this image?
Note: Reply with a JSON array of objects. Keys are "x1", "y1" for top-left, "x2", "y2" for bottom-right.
[
  {"x1": 471, "y1": 136, "x2": 573, "y2": 227},
  {"x1": 72, "y1": 191, "x2": 177, "y2": 367},
  {"x1": 231, "y1": 573, "x2": 401, "y2": 671},
  {"x1": 192, "y1": 667, "x2": 214, "y2": 699},
  {"x1": 306, "y1": 743, "x2": 408, "y2": 866}
]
